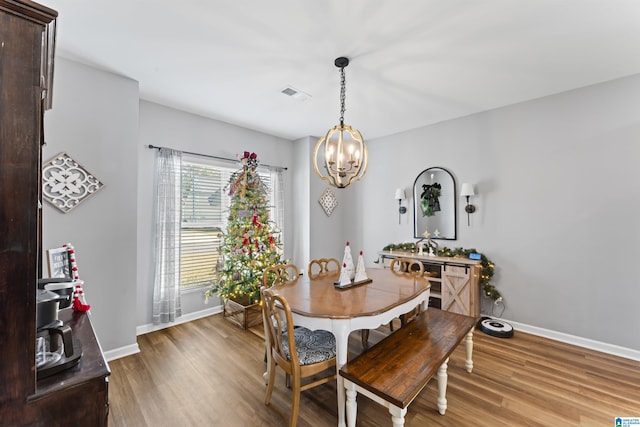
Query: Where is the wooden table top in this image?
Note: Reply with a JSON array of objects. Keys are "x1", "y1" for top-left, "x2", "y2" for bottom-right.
[{"x1": 270, "y1": 268, "x2": 431, "y2": 319}]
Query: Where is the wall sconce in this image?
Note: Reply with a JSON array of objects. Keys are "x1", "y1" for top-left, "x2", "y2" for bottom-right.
[
  {"x1": 395, "y1": 188, "x2": 406, "y2": 224},
  {"x1": 460, "y1": 183, "x2": 476, "y2": 226}
]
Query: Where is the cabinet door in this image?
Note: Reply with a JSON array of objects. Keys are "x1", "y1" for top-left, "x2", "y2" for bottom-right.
[
  {"x1": 0, "y1": 1, "x2": 56, "y2": 415},
  {"x1": 441, "y1": 265, "x2": 479, "y2": 316},
  {"x1": 0, "y1": 5, "x2": 45, "y2": 402}
]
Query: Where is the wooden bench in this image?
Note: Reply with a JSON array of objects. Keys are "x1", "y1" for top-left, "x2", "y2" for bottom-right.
[{"x1": 339, "y1": 308, "x2": 477, "y2": 427}]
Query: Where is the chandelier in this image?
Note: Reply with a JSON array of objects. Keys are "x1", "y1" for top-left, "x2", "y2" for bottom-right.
[{"x1": 313, "y1": 57, "x2": 368, "y2": 188}]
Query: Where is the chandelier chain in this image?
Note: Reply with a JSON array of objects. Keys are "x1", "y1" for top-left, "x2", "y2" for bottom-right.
[{"x1": 339, "y1": 66, "x2": 346, "y2": 125}]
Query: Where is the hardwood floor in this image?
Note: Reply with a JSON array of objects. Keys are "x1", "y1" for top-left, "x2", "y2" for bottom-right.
[{"x1": 108, "y1": 313, "x2": 640, "y2": 426}]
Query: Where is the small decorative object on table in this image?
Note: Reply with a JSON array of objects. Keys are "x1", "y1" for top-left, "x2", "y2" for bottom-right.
[
  {"x1": 341, "y1": 241, "x2": 355, "y2": 280},
  {"x1": 338, "y1": 263, "x2": 352, "y2": 287},
  {"x1": 335, "y1": 249, "x2": 372, "y2": 289},
  {"x1": 354, "y1": 251, "x2": 368, "y2": 282}
]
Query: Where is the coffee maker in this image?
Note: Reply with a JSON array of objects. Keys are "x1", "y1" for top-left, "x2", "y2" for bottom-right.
[{"x1": 36, "y1": 279, "x2": 82, "y2": 379}]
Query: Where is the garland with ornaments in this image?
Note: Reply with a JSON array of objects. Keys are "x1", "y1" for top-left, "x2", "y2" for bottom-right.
[{"x1": 382, "y1": 242, "x2": 502, "y2": 302}]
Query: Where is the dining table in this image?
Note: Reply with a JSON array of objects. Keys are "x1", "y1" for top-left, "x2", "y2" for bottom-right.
[{"x1": 268, "y1": 267, "x2": 431, "y2": 427}]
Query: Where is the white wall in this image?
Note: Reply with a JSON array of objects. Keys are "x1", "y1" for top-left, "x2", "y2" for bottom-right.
[
  {"x1": 308, "y1": 161, "x2": 353, "y2": 261},
  {"x1": 291, "y1": 137, "x2": 312, "y2": 270},
  {"x1": 46, "y1": 56, "x2": 640, "y2": 356},
  {"x1": 357, "y1": 74, "x2": 640, "y2": 351},
  {"x1": 43, "y1": 58, "x2": 139, "y2": 352},
  {"x1": 137, "y1": 101, "x2": 294, "y2": 327}
]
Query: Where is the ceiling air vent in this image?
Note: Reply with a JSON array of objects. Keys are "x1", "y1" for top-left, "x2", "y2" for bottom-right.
[{"x1": 280, "y1": 86, "x2": 311, "y2": 102}]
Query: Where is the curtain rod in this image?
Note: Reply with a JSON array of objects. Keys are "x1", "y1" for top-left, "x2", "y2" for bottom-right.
[{"x1": 147, "y1": 144, "x2": 287, "y2": 171}]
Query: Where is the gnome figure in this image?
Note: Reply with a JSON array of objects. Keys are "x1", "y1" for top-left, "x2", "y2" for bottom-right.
[
  {"x1": 341, "y1": 241, "x2": 355, "y2": 280},
  {"x1": 354, "y1": 250, "x2": 368, "y2": 282},
  {"x1": 338, "y1": 263, "x2": 352, "y2": 287}
]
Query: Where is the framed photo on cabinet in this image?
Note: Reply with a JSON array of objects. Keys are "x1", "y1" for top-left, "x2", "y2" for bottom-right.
[{"x1": 47, "y1": 247, "x2": 72, "y2": 279}]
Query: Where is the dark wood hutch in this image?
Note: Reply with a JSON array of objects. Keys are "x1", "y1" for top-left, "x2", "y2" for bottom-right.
[{"x1": 0, "y1": 1, "x2": 110, "y2": 425}]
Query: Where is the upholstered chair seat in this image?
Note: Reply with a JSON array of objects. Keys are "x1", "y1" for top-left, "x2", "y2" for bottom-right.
[{"x1": 282, "y1": 327, "x2": 336, "y2": 366}]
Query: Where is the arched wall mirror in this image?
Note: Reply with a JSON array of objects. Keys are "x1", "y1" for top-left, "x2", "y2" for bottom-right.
[{"x1": 413, "y1": 167, "x2": 457, "y2": 240}]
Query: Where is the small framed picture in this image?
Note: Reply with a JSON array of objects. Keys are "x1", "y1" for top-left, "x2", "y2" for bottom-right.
[{"x1": 47, "y1": 247, "x2": 72, "y2": 279}]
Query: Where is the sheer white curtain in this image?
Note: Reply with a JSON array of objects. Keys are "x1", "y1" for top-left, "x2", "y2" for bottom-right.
[
  {"x1": 152, "y1": 148, "x2": 182, "y2": 324},
  {"x1": 269, "y1": 168, "x2": 285, "y2": 246}
]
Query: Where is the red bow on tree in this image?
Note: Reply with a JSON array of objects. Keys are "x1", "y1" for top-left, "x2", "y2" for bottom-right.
[{"x1": 240, "y1": 151, "x2": 259, "y2": 168}]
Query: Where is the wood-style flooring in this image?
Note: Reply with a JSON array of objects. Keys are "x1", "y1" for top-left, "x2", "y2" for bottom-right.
[{"x1": 107, "y1": 313, "x2": 640, "y2": 426}]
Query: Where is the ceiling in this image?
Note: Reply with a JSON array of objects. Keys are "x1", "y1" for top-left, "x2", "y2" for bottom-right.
[{"x1": 44, "y1": 0, "x2": 640, "y2": 140}]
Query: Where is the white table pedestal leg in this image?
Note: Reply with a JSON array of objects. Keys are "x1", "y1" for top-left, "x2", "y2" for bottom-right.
[
  {"x1": 465, "y1": 328, "x2": 474, "y2": 373},
  {"x1": 436, "y1": 357, "x2": 449, "y2": 415},
  {"x1": 334, "y1": 321, "x2": 350, "y2": 427}
]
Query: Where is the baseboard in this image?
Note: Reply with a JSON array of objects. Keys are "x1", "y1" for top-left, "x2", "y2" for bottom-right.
[
  {"x1": 136, "y1": 304, "x2": 224, "y2": 336},
  {"x1": 104, "y1": 343, "x2": 140, "y2": 362},
  {"x1": 500, "y1": 318, "x2": 640, "y2": 362}
]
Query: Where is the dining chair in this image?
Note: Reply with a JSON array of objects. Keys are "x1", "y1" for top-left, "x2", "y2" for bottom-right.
[
  {"x1": 262, "y1": 263, "x2": 300, "y2": 288},
  {"x1": 389, "y1": 257, "x2": 425, "y2": 276},
  {"x1": 361, "y1": 258, "x2": 426, "y2": 348},
  {"x1": 261, "y1": 263, "x2": 300, "y2": 361},
  {"x1": 390, "y1": 258, "x2": 425, "y2": 328},
  {"x1": 261, "y1": 287, "x2": 337, "y2": 427},
  {"x1": 307, "y1": 257, "x2": 340, "y2": 278}
]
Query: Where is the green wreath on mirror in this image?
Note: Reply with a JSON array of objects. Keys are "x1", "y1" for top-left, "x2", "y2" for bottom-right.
[{"x1": 420, "y1": 183, "x2": 441, "y2": 217}]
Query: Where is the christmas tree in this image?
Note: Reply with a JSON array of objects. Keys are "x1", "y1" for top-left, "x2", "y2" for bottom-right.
[{"x1": 205, "y1": 151, "x2": 283, "y2": 304}]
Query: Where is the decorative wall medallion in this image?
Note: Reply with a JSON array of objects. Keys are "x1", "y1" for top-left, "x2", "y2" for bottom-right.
[
  {"x1": 318, "y1": 187, "x2": 338, "y2": 217},
  {"x1": 42, "y1": 152, "x2": 104, "y2": 213}
]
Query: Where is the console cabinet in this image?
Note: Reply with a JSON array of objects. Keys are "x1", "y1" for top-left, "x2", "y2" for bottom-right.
[
  {"x1": 378, "y1": 251, "x2": 481, "y2": 318},
  {"x1": 0, "y1": 1, "x2": 110, "y2": 425}
]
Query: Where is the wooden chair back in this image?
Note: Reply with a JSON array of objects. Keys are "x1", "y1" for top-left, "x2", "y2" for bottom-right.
[
  {"x1": 373, "y1": 257, "x2": 425, "y2": 337},
  {"x1": 261, "y1": 287, "x2": 337, "y2": 427},
  {"x1": 307, "y1": 258, "x2": 341, "y2": 278},
  {"x1": 262, "y1": 263, "x2": 300, "y2": 288},
  {"x1": 261, "y1": 287, "x2": 293, "y2": 365},
  {"x1": 389, "y1": 257, "x2": 424, "y2": 276}
]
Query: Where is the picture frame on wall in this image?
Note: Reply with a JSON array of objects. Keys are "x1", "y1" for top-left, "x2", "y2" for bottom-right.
[{"x1": 47, "y1": 247, "x2": 72, "y2": 279}]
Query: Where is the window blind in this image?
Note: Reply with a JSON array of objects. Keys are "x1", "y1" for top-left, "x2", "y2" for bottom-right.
[{"x1": 179, "y1": 155, "x2": 282, "y2": 289}]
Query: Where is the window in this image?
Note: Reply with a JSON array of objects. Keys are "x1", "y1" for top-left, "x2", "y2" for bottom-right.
[{"x1": 179, "y1": 156, "x2": 284, "y2": 290}]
